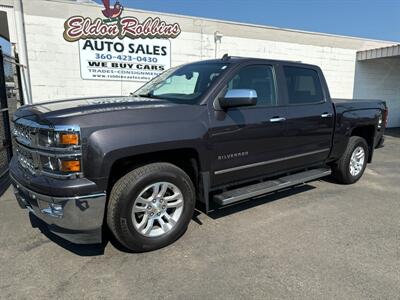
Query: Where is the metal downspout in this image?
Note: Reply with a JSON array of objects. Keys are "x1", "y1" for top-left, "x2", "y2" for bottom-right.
[{"x1": 13, "y1": 0, "x2": 32, "y2": 104}]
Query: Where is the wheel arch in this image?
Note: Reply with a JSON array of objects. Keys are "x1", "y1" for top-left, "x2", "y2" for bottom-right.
[
  {"x1": 107, "y1": 148, "x2": 202, "y2": 196},
  {"x1": 350, "y1": 125, "x2": 376, "y2": 162}
]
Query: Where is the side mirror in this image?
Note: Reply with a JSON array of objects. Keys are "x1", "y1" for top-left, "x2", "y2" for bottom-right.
[{"x1": 219, "y1": 89, "x2": 258, "y2": 109}]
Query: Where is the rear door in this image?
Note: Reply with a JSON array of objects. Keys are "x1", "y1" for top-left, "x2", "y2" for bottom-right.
[
  {"x1": 279, "y1": 65, "x2": 334, "y2": 170},
  {"x1": 208, "y1": 63, "x2": 289, "y2": 187}
]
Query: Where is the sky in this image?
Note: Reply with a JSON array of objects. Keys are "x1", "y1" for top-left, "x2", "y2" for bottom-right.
[{"x1": 93, "y1": 0, "x2": 400, "y2": 42}]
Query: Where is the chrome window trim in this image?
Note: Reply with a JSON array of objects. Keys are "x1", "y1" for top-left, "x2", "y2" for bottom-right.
[{"x1": 214, "y1": 148, "x2": 330, "y2": 175}]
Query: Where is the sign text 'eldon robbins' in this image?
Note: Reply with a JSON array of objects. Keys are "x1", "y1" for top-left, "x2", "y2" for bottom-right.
[{"x1": 63, "y1": 0, "x2": 181, "y2": 82}]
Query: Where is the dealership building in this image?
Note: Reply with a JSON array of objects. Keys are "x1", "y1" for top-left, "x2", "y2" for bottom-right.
[{"x1": 0, "y1": 0, "x2": 399, "y2": 127}]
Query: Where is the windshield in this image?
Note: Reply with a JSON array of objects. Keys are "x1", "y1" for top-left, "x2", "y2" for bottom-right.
[{"x1": 134, "y1": 62, "x2": 229, "y2": 104}]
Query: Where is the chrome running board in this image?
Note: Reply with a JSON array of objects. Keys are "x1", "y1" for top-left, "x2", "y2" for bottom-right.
[{"x1": 213, "y1": 168, "x2": 331, "y2": 206}]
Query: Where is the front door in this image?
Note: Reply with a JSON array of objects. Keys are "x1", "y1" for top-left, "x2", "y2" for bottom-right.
[{"x1": 208, "y1": 64, "x2": 289, "y2": 187}]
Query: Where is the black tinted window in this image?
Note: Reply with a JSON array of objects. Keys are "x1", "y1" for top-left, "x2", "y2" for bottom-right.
[
  {"x1": 227, "y1": 65, "x2": 277, "y2": 106},
  {"x1": 283, "y1": 66, "x2": 324, "y2": 104}
]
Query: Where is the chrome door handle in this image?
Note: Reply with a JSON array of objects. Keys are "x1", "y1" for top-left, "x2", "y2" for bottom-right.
[
  {"x1": 269, "y1": 117, "x2": 286, "y2": 123},
  {"x1": 321, "y1": 113, "x2": 333, "y2": 118}
]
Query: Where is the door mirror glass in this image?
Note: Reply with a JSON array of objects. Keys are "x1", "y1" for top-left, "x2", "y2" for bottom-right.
[{"x1": 220, "y1": 89, "x2": 258, "y2": 109}]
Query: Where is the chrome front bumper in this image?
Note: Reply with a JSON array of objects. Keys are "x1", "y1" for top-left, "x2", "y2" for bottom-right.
[{"x1": 11, "y1": 176, "x2": 107, "y2": 244}]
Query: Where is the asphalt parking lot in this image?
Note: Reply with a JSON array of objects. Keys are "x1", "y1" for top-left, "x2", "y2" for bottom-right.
[{"x1": 1, "y1": 130, "x2": 399, "y2": 300}]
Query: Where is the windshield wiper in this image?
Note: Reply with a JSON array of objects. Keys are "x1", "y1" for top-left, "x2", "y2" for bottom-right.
[{"x1": 135, "y1": 93, "x2": 156, "y2": 99}]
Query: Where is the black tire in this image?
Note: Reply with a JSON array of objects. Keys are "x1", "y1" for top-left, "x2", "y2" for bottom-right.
[
  {"x1": 107, "y1": 163, "x2": 195, "y2": 252},
  {"x1": 332, "y1": 136, "x2": 369, "y2": 184}
]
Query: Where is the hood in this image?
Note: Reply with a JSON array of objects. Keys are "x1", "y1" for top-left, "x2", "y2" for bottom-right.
[
  {"x1": 16, "y1": 96, "x2": 176, "y2": 118},
  {"x1": 13, "y1": 96, "x2": 205, "y2": 129}
]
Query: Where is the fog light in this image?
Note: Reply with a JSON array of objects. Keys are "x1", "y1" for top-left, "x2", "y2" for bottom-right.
[
  {"x1": 60, "y1": 160, "x2": 81, "y2": 172},
  {"x1": 40, "y1": 155, "x2": 82, "y2": 174},
  {"x1": 41, "y1": 203, "x2": 63, "y2": 218}
]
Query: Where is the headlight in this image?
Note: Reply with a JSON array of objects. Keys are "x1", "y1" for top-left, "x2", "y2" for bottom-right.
[
  {"x1": 59, "y1": 133, "x2": 80, "y2": 145},
  {"x1": 37, "y1": 126, "x2": 82, "y2": 177},
  {"x1": 13, "y1": 120, "x2": 83, "y2": 179},
  {"x1": 38, "y1": 129, "x2": 80, "y2": 148}
]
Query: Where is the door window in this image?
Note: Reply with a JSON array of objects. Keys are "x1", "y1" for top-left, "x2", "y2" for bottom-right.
[
  {"x1": 283, "y1": 66, "x2": 324, "y2": 104},
  {"x1": 227, "y1": 65, "x2": 277, "y2": 107}
]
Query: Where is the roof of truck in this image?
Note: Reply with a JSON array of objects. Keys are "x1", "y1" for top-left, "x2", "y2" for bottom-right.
[{"x1": 191, "y1": 55, "x2": 320, "y2": 69}]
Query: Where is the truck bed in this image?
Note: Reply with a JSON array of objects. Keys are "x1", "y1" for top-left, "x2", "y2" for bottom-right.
[{"x1": 332, "y1": 98, "x2": 386, "y2": 112}]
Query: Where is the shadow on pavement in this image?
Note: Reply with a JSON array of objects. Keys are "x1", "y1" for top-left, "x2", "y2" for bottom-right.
[
  {"x1": 0, "y1": 172, "x2": 10, "y2": 198},
  {"x1": 27, "y1": 183, "x2": 318, "y2": 255},
  {"x1": 321, "y1": 175, "x2": 342, "y2": 185},
  {"x1": 29, "y1": 213, "x2": 107, "y2": 256},
  {"x1": 105, "y1": 209, "x2": 205, "y2": 253},
  {"x1": 28, "y1": 208, "x2": 205, "y2": 255},
  {"x1": 208, "y1": 184, "x2": 316, "y2": 219}
]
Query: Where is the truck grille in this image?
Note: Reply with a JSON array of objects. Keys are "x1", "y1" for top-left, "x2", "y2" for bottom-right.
[
  {"x1": 12, "y1": 121, "x2": 38, "y2": 174},
  {"x1": 13, "y1": 122, "x2": 34, "y2": 146},
  {"x1": 15, "y1": 144, "x2": 37, "y2": 174}
]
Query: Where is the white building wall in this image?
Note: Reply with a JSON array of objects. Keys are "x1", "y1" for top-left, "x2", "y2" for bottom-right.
[
  {"x1": 1, "y1": 0, "x2": 398, "y2": 116},
  {"x1": 353, "y1": 58, "x2": 400, "y2": 128},
  {"x1": 25, "y1": 14, "x2": 121, "y2": 101},
  {"x1": 24, "y1": 13, "x2": 217, "y2": 100}
]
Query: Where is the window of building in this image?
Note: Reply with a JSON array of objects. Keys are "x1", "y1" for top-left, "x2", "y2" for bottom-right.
[{"x1": 0, "y1": 37, "x2": 11, "y2": 56}]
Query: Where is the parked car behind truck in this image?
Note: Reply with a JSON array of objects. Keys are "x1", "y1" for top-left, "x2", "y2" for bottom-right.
[{"x1": 10, "y1": 56, "x2": 387, "y2": 252}]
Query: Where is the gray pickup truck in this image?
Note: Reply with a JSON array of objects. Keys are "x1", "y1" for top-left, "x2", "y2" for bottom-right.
[{"x1": 10, "y1": 56, "x2": 387, "y2": 252}]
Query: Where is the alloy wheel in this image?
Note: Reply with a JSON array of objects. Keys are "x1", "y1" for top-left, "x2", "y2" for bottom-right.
[
  {"x1": 131, "y1": 182, "x2": 184, "y2": 237},
  {"x1": 349, "y1": 146, "x2": 365, "y2": 176}
]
